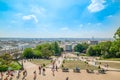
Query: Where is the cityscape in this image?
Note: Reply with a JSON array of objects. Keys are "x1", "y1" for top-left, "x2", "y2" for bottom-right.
[
  {"x1": 0, "y1": 38, "x2": 112, "y2": 54},
  {"x1": 0, "y1": 0, "x2": 120, "y2": 80}
]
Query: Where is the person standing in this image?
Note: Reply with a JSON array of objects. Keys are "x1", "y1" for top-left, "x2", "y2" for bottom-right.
[
  {"x1": 38, "y1": 66, "x2": 41, "y2": 75},
  {"x1": 42, "y1": 68, "x2": 45, "y2": 76}
]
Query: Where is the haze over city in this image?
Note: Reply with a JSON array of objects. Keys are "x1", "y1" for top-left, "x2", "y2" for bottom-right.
[{"x1": 0, "y1": 0, "x2": 120, "y2": 38}]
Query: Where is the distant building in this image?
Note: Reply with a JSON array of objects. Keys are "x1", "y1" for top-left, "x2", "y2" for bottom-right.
[
  {"x1": 65, "y1": 44, "x2": 72, "y2": 52},
  {"x1": 88, "y1": 40, "x2": 98, "y2": 45}
]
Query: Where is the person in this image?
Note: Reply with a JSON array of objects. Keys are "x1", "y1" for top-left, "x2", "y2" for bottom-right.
[
  {"x1": 0, "y1": 72, "x2": 3, "y2": 80},
  {"x1": 9, "y1": 76, "x2": 13, "y2": 80},
  {"x1": 4, "y1": 76, "x2": 8, "y2": 80},
  {"x1": 22, "y1": 70, "x2": 26, "y2": 80},
  {"x1": 66, "y1": 77, "x2": 69, "y2": 80},
  {"x1": 38, "y1": 66, "x2": 41, "y2": 75},
  {"x1": 43, "y1": 68, "x2": 45, "y2": 76},
  {"x1": 7, "y1": 70, "x2": 10, "y2": 77},
  {"x1": 33, "y1": 71, "x2": 36, "y2": 80},
  {"x1": 17, "y1": 70, "x2": 21, "y2": 79},
  {"x1": 52, "y1": 68, "x2": 55, "y2": 76},
  {"x1": 24, "y1": 70, "x2": 27, "y2": 77},
  {"x1": 56, "y1": 65, "x2": 58, "y2": 71}
]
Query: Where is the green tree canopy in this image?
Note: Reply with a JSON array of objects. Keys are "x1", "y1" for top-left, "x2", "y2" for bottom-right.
[
  {"x1": 74, "y1": 43, "x2": 89, "y2": 53},
  {"x1": 51, "y1": 42, "x2": 61, "y2": 56},
  {"x1": 23, "y1": 48, "x2": 34, "y2": 59},
  {"x1": 114, "y1": 27, "x2": 120, "y2": 40}
]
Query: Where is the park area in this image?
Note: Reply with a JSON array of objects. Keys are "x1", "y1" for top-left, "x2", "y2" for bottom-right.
[
  {"x1": 62, "y1": 60, "x2": 98, "y2": 70},
  {"x1": 0, "y1": 53, "x2": 120, "y2": 80},
  {"x1": 30, "y1": 59, "x2": 51, "y2": 66}
]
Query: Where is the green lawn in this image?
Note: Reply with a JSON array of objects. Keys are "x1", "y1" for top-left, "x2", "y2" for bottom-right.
[
  {"x1": 100, "y1": 62, "x2": 120, "y2": 69},
  {"x1": 62, "y1": 60, "x2": 98, "y2": 70},
  {"x1": 31, "y1": 59, "x2": 51, "y2": 66},
  {"x1": 9, "y1": 61, "x2": 22, "y2": 70},
  {"x1": 100, "y1": 58, "x2": 120, "y2": 61},
  {"x1": 0, "y1": 61, "x2": 22, "y2": 71}
]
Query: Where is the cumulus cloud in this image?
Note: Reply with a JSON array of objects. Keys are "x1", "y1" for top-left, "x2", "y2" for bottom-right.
[
  {"x1": 22, "y1": 14, "x2": 38, "y2": 23},
  {"x1": 87, "y1": 0, "x2": 106, "y2": 13}
]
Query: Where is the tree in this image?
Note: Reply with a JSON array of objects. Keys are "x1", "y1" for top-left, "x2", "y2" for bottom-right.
[
  {"x1": 33, "y1": 49, "x2": 42, "y2": 58},
  {"x1": 109, "y1": 27, "x2": 120, "y2": 58},
  {"x1": 114, "y1": 27, "x2": 120, "y2": 39},
  {"x1": 22, "y1": 48, "x2": 34, "y2": 59},
  {"x1": 86, "y1": 46, "x2": 94, "y2": 56},
  {"x1": 74, "y1": 43, "x2": 88, "y2": 53},
  {"x1": 109, "y1": 41, "x2": 119, "y2": 57},
  {"x1": 41, "y1": 47, "x2": 54, "y2": 59},
  {"x1": 51, "y1": 42, "x2": 61, "y2": 56},
  {"x1": 60, "y1": 47, "x2": 64, "y2": 52},
  {"x1": 36, "y1": 43, "x2": 54, "y2": 58},
  {"x1": 86, "y1": 27, "x2": 120, "y2": 58}
]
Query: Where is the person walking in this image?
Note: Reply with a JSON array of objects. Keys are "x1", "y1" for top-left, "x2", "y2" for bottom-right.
[{"x1": 33, "y1": 71, "x2": 36, "y2": 80}]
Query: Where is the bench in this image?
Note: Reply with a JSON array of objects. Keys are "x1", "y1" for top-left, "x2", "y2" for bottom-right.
[
  {"x1": 62, "y1": 68, "x2": 69, "y2": 72},
  {"x1": 98, "y1": 69, "x2": 106, "y2": 74},
  {"x1": 73, "y1": 67, "x2": 80, "y2": 73},
  {"x1": 86, "y1": 69, "x2": 94, "y2": 73}
]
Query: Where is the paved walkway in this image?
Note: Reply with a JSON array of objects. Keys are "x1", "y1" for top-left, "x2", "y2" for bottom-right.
[{"x1": 1, "y1": 53, "x2": 120, "y2": 80}]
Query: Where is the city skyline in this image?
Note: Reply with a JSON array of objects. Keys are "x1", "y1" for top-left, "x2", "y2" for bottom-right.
[{"x1": 0, "y1": 0, "x2": 120, "y2": 38}]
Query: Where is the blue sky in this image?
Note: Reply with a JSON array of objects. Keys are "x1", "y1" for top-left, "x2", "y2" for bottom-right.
[{"x1": 0, "y1": 0, "x2": 120, "y2": 38}]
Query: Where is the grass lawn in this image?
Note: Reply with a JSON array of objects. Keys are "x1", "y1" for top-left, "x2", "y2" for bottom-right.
[
  {"x1": 31, "y1": 59, "x2": 51, "y2": 66},
  {"x1": 9, "y1": 61, "x2": 22, "y2": 70},
  {"x1": 62, "y1": 60, "x2": 98, "y2": 70},
  {"x1": 100, "y1": 62, "x2": 120, "y2": 69},
  {"x1": 0, "y1": 61, "x2": 22, "y2": 71},
  {"x1": 100, "y1": 58, "x2": 120, "y2": 61}
]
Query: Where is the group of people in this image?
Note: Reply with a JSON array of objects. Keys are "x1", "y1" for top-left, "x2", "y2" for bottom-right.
[
  {"x1": 38, "y1": 65, "x2": 46, "y2": 76},
  {"x1": 51, "y1": 59, "x2": 58, "y2": 76},
  {"x1": 0, "y1": 57, "x2": 69, "y2": 80},
  {"x1": 0, "y1": 70, "x2": 14, "y2": 80}
]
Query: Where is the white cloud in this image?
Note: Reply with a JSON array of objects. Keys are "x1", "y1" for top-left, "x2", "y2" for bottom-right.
[
  {"x1": 22, "y1": 14, "x2": 38, "y2": 23},
  {"x1": 87, "y1": 0, "x2": 106, "y2": 13},
  {"x1": 61, "y1": 27, "x2": 69, "y2": 31}
]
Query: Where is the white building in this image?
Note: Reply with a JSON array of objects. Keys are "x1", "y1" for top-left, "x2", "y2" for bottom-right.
[
  {"x1": 65, "y1": 44, "x2": 72, "y2": 52},
  {"x1": 88, "y1": 40, "x2": 98, "y2": 45}
]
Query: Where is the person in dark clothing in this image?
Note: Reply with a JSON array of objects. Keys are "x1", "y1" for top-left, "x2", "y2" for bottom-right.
[{"x1": 38, "y1": 66, "x2": 41, "y2": 75}]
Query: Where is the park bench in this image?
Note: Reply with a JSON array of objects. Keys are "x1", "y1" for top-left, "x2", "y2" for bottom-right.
[
  {"x1": 98, "y1": 69, "x2": 106, "y2": 74},
  {"x1": 86, "y1": 69, "x2": 94, "y2": 73},
  {"x1": 73, "y1": 67, "x2": 80, "y2": 73},
  {"x1": 62, "y1": 68, "x2": 69, "y2": 72}
]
